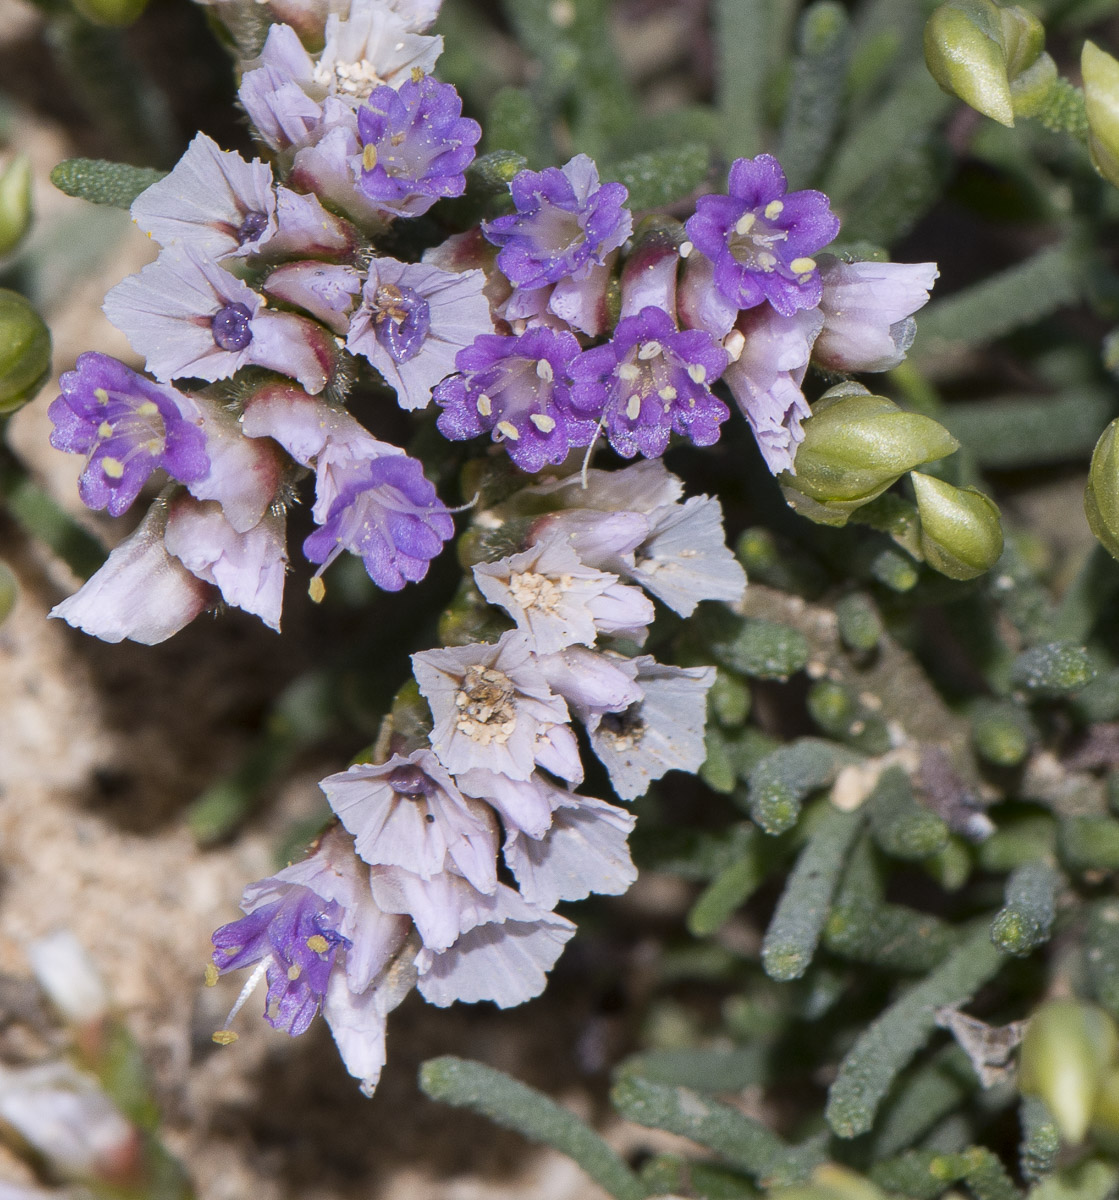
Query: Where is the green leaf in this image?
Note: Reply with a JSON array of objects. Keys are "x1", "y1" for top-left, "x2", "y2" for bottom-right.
[
  {"x1": 420, "y1": 1057, "x2": 647, "y2": 1200},
  {"x1": 605, "y1": 143, "x2": 712, "y2": 212},
  {"x1": 50, "y1": 156, "x2": 166, "y2": 208}
]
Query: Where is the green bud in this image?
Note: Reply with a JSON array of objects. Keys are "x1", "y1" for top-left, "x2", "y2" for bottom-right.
[
  {"x1": 835, "y1": 592, "x2": 882, "y2": 653},
  {"x1": 1083, "y1": 42, "x2": 1119, "y2": 191},
  {"x1": 924, "y1": 1, "x2": 1015, "y2": 126},
  {"x1": 911, "y1": 472, "x2": 1004, "y2": 581},
  {"x1": 783, "y1": 385, "x2": 959, "y2": 526},
  {"x1": 69, "y1": 0, "x2": 149, "y2": 25},
  {"x1": 0, "y1": 155, "x2": 32, "y2": 258},
  {"x1": 709, "y1": 669, "x2": 751, "y2": 728},
  {"x1": 0, "y1": 288, "x2": 51, "y2": 414},
  {"x1": 1086, "y1": 418, "x2": 1119, "y2": 560},
  {"x1": 971, "y1": 700, "x2": 1032, "y2": 767},
  {"x1": 1019, "y1": 999, "x2": 1119, "y2": 1144}
]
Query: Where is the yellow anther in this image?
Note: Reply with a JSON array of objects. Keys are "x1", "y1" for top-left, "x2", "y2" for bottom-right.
[
  {"x1": 136, "y1": 401, "x2": 159, "y2": 416},
  {"x1": 308, "y1": 577, "x2": 326, "y2": 603},
  {"x1": 626, "y1": 394, "x2": 642, "y2": 420},
  {"x1": 496, "y1": 420, "x2": 520, "y2": 441},
  {"x1": 637, "y1": 341, "x2": 662, "y2": 360},
  {"x1": 287, "y1": 964, "x2": 302, "y2": 981},
  {"x1": 790, "y1": 257, "x2": 816, "y2": 274},
  {"x1": 411, "y1": 66, "x2": 424, "y2": 83},
  {"x1": 212, "y1": 1030, "x2": 239, "y2": 1045},
  {"x1": 203, "y1": 963, "x2": 219, "y2": 987},
  {"x1": 306, "y1": 934, "x2": 330, "y2": 954},
  {"x1": 362, "y1": 144, "x2": 378, "y2": 172},
  {"x1": 476, "y1": 393, "x2": 492, "y2": 417},
  {"x1": 764, "y1": 200, "x2": 784, "y2": 220},
  {"x1": 734, "y1": 213, "x2": 756, "y2": 236},
  {"x1": 658, "y1": 385, "x2": 677, "y2": 401},
  {"x1": 530, "y1": 413, "x2": 556, "y2": 433},
  {"x1": 97, "y1": 421, "x2": 113, "y2": 439},
  {"x1": 536, "y1": 359, "x2": 554, "y2": 382},
  {"x1": 757, "y1": 251, "x2": 778, "y2": 271},
  {"x1": 101, "y1": 457, "x2": 125, "y2": 479},
  {"x1": 94, "y1": 388, "x2": 109, "y2": 405},
  {"x1": 687, "y1": 363, "x2": 707, "y2": 384},
  {"x1": 617, "y1": 363, "x2": 640, "y2": 382}
]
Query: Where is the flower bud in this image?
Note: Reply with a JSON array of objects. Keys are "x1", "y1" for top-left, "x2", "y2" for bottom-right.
[
  {"x1": 619, "y1": 217, "x2": 683, "y2": 322},
  {"x1": 1085, "y1": 418, "x2": 1119, "y2": 560},
  {"x1": 911, "y1": 472, "x2": 1004, "y2": 580},
  {"x1": 1019, "y1": 999, "x2": 1119, "y2": 1144},
  {"x1": 0, "y1": 288, "x2": 51, "y2": 414},
  {"x1": 924, "y1": 1, "x2": 1054, "y2": 126},
  {"x1": 69, "y1": 0, "x2": 149, "y2": 25},
  {"x1": 0, "y1": 154, "x2": 32, "y2": 258},
  {"x1": 1083, "y1": 42, "x2": 1119, "y2": 191},
  {"x1": 782, "y1": 385, "x2": 959, "y2": 526}
]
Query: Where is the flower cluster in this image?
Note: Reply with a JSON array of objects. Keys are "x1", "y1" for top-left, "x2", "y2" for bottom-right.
[{"x1": 209, "y1": 457, "x2": 743, "y2": 1093}]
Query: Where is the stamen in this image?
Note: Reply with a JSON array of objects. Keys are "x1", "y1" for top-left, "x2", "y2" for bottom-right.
[
  {"x1": 757, "y1": 251, "x2": 778, "y2": 271},
  {"x1": 94, "y1": 388, "x2": 110, "y2": 405},
  {"x1": 536, "y1": 359, "x2": 554, "y2": 382},
  {"x1": 679, "y1": 240, "x2": 693, "y2": 258},
  {"x1": 476, "y1": 394, "x2": 492, "y2": 417},
  {"x1": 764, "y1": 200, "x2": 784, "y2": 220},
  {"x1": 637, "y1": 341, "x2": 662, "y2": 360},
  {"x1": 97, "y1": 421, "x2": 113, "y2": 439},
  {"x1": 101, "y1": 457, "x2": 125, "y2": 479},
  {"x1": 658, "y1": 385, "x2": 677, "y2": 401},
  {"x1": 216, "y1": 955, "x2": 271, "y2": 1040},
  {"x1": 617, "y1": 363, "x2": 640, "y2": 382},
  {"x1": 203, "y1": 963, "x2": 219, "y2": 987},
  {"x1": 687, "y1": 363, "x2": 707, "y2": 384},
  {"x1": 496, "y1": 420, "x2": 520, "y2": 441},
  {"x1": 362, "y1": 145, "x2": 378, "y2": 172},
  {"x1": 625, "y1": 394, "x2": 642, "y2": 420},
  {"x1": 306, "y1": 934, "x2": 329, "y2": 954},
  {"x1": 723, "y1": 329, "x2": 746, "y2": 362},
  {"x1": 136, "y1": 401, "x2": 159, "y2": 416},
  {"x1": 735, "y1": 213, "x2": 756, "y2": 236},
  {"x1": 790, "y1": 256, "x2": 816, "y2": 274},
  {"x1": 530, "y1": 413, "x2": 556, "y2": 432},
  {"x1": 287, "y1": 964, "x2": 302, "y2": 981}
]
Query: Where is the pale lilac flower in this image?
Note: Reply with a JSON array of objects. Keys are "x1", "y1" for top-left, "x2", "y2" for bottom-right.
[
  {"x1": 455, "y1": 768, "x2": 558, "y2": 840},
  {"x1": 314, "y1": 0, "x2": 443, "y2": 101},
  {"x1": 264, "y1": 261, "x2": 363, "y2": 334},
  {"x1": 618, "y1": 226, "x2": 681, "y2": 321},
  {"x1": 534, "y1": 722, "x2": 585, "y2": 785},
  {"x1": 628, "y1": 495, "x2": 747, "y2": 616},
  {"x1": 303, "y1": 451, "x2": 454, "y2": 590},
  {"x1": 103, "y1": 249, "x2": 335, "y2": 393},
  {"x1": 267, "y1": 186, "x2": 357, "y2": 260},
  {"x1": 537, "y1": 646, "x2": 644, "y2": 719},
  {"x1": 355, "y1": 76, "x2": 480, "y2": 218},
  {"x1": 569, "y1": 305, "x2": 730, "y2": 458},
  {"x1": 472, "y1": 533, "x2": 654, "y2": 655},
  {"x1": 412, "y1": 630, "x2": 570, "y2": 780},
  {"x1": 529, "y1": 457, "x2": 684, "y2": 516},
  {"x1": 238, "y1": 26, "x2": 325, "y2": 150},
  {"x1": 130, "y1": 133, "x2": 277, "y2": 260},
  {"x1": 504, "y1": 792, "x2": 637, "y2": 909},
  {"x1": 685, "y1": 154, "x2": 839, "y2": 316},
  {"x1": 677, "y1": 250, "x2": 738, "y2": 338},
  {"x1": 484, "y1": 154, "x2": 632, "y2": 290},
  {"x1": 586, "y1": 658, "x2": 715, "y2": 801},
  {"x1": 370, "y1": 867, "x2": 575, "y2": 1007},
  {"x1": 320, "y1": 749, "x2": 499, "y2": 891},
  {"x1": 164, "y1": 496, "x2": 287, "y2": 631},
  {"x1": 48, "y1": 353, "x2": 208, "y2": 517},
  {"x1": 49, "y1": 503, "x2": 210, "y2": 645},
  {"x1": 347, "y1": 258, "x2": 493, "y2": 410},
  {"x1": 813, "y1": 257, "x2": 939, "y2": 373},
  {"x1": 434, "y1": 328, "x2": 595, "y2": 472},
  {"x1": 722, "y1": 304, "x2": 823, "y2": 474}
]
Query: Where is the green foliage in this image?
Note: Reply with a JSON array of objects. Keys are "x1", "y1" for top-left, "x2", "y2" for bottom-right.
[{"x1": 50, "y1": 156, "x2": 166, "y2": 208}]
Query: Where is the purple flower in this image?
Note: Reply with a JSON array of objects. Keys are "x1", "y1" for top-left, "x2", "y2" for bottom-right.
[
  {"x1": 483, "y1": 154, "x2": 632, "y2": 290},
  {"x1": 212, "y1": 884, "x2": 349, "y2": 1037},
  {"x1": 433, "y1": 328, "x2": 595, "y2": 472},
  {"x1": 684, "y1": 154, "x2": 839, "y2": 317},
  {"x1": 347, "y1": 258, "x2": 493, "y2": 410},
  {"x1": 569, "y1": 306, "x2": 730, "y2": 458},
  {"x1": 813, "y1": 256, "x2": 939, "y2": 373},
  {"x1": 722, "y1": 304, "x2": 823, "y2": 475},
  {"x1": 320, "y1": 749, "x2": 498, "y2": 891},
  {"x1": 355, "y1": 76, "x2": 480, "y2": 218},
  {"x1": 48, "y1": 353, "x2": 208, "y2": 517},
  {"x1": 412, "y1": 630, "x2": 570, "y2": 780},
  {"x1": 103, "y1": 248, "x2": 335, "y2": 393},
  {"x1": 238, "y1": 26, "x2": 325, "y2": 151},
  {"x1": 302, "y1": 452, "x2": 454, "y2": 591},
  {"x1": 49, "y1": 502, "x2": 211, "y2": 645},
  {"x1": 130, "y1": 133, "x2": 277, "y2": 260}
]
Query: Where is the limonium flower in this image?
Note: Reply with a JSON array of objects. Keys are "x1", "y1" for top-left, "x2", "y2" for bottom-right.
[
  {"x1": 433, "y1": 328, "x2": 595, "y2": 471},
  {"x1": 355, "y1": 75, "x2": 481, "y2": 218},
  {"x1": 685, "y1": 154, "x2": 839, "y2": 316},
  {"x1": 347, "y1": 258, "x2": 493, "y2": 410},
  {"x1": 569, "y1": 305, "x2": 730, "y2": 458},
  {"x1": 47, "y1": 353, "x2": 208, "y2": 517}
]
